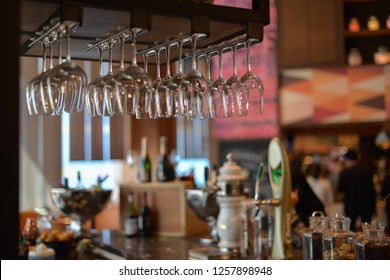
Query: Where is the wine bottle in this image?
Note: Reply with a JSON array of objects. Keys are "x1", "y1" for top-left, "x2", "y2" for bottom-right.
[
  {"x1": 124, "y1": 192, "x2": 138, "y2": 237},
  {"x1": 138, "y1": 137, "x2": 152, "y2": 182},
  {"x1": 156, "y1": 136, "x2": 175, "y2": 182},
  {"x1": 138, "y1": 192, "x2": 152, "y2": 237}
]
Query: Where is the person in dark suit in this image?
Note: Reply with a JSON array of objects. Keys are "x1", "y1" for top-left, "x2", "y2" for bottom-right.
[
  {"x1": 290, "y1": 153, "x2": 325, "y2": 227},
  {"x1": 380, "y1": 172, "x2": 390, "y2": 235},
  {"x1": 338, "y1": 149, "x2": 376, "y2": 231}
]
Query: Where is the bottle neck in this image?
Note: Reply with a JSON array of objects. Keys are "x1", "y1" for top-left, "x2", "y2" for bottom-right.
[
  {"x1": 159, "y1": 137, "x2": 167, "y2": 156},
  {"x1": 141, "y1": 137, "x2": 148, "y2": 158}
]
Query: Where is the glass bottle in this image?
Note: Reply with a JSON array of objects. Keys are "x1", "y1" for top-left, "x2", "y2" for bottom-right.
[
  {"x1": 367, "y1": 16, "x2": 380, "y2": 31},
  {"x1": 302, "y1": 211, "x2": 329, "y2": 260},
  {"x1": 156, "y1": 136, "x2": 175, "y2": 182},
  {"x1": 138, "y1": 192, "x2": 152, "y2": 237},
  {"x1": 348, "y1": 48, "x2": 363, "y2": 66},
  {"x1": 356, "y1": 221, "x2": 390, "y2": 260},
  {"x1": 138, "y1": 137, "x2": 152, "y2": 182},
  {"x1": 348, "y1": 17, "x2": 360, "y2": 32},
  {"x1": 323, "y1": 215, "x2": 356, "y2": 260},
  {"x1": 124, "y1": 192, "x2": 138, "y2": 237}
]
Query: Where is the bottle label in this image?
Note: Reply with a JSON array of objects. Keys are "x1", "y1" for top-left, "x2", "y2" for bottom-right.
[{"x1": 124, "y1": 217, "x2": 138, "y2": 236}]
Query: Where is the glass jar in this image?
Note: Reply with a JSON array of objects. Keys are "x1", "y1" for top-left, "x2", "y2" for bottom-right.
[
  {"x1": 303, "y1": 211, "x2": 329, "y2": 260},
  {"x1": 323, "y1": 215, "x2": 356, "y2": 260},
  {"x1": 367, "y1": 16, "x2": 380, "y2": 31},
  {"x1": 348, "y1": 48, "x2": 363, "y2": 66},
  {"x1": 356, "y1": 221, "x2": 390, "y2": 260},
  {"x1": 348, "y1": 17, "x2": 360, "y2": 32}
]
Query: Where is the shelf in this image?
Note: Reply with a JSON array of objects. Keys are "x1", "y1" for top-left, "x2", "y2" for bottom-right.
[
  {"x1": 345, "y1": 28, "x2": 390, "y2": 37},
  {"x1": 19, "y1": 0, "x2": 270, "y2": 64}
]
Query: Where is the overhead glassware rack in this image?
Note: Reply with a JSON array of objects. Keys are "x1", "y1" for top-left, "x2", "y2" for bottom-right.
[{"x1": 20, "y1": 0, "x2": 270, "y2": 118}]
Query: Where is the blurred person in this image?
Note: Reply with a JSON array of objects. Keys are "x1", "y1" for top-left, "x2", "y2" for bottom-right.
[
  {"x1": 290, "y1": 153, "x2": 325, "y2": 227},
  {"x1": 305, "y1": 163, "x2": 334, "y2": 215},
  {"x1": 324, "y1": 149, "x2": 344, "y2": 202},
  {"x1": 338, "y1": 149, "x2": 376, "y2": 231},
  {"x1": 380, "y1": 172, "x2": 390, "y2": 234}
]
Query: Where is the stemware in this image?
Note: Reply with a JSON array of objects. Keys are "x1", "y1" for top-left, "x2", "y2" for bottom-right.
[
  {"x1": 124, "y1": 28, "x2": 153, "y2": 119},
  {"x1": 236, "y1": 39, "x2": 264, "y2": 115},
  {"x1": 180, "y1": 33, "x2": 208, "y2": 120},
  {"x1": 157, "y1": 41, "x2": 176, "y2": 118},
  {"x1": 223, "y1": 42, "x2": 246, "y2": 117},
  {"x1": 171, "y1": 36, "x2": 192, "y2": 117},
  {"x1": 204, "y1": 49, "x2": 221, "y2": 118},
  {"x1": 84, "y1": 42, "x2": 109, "y2": 117},
  {"x1": 26, "y1": 36, "x2": 50, "y2": 115},
  {"x1": 99, "y1": 38, "x2": 118, "y2": 117},
  {"x1": 110, "y1": 32, "x2": 138, "y2": 116},
  {"x1": 46, "y1": 22, "x2": 87, "y2": 113},
  {"x1": 212, "y1": 46, "x2": 231, "y2": 117},
  {"x1": 38, "y1": 31, "x2": 59, "y2": 115}
]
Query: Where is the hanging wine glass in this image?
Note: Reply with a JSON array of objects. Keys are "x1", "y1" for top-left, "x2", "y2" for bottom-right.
[
  {"x1": 110, "y1": 32, "x2": 138, "y2": 116},
  {"x1": 156, "y1": 41, "x2": 176, "y2": 118},
  {"x1": 211, "y1": 46, "x2": 231, "y2": 117},
  {"x1": 204, "y1": 49, "x2": 220, "y2": 118},
  {"x1": 236, "y1": 39, "x2": 264, "y2": 115},
  {"x1": 99, "y1": 38, "x2": 118, "y2": 117},
  {"x1": 223, "y1": 42, "x2": 245, "y2": 117},
  {"x1": 180, "y1": 33, "x2": 208, "y2": 120},
  {"x1": 124, "y1": 28, "x2": 153, "y2": 119},
  {"x1": 171, "y1": 35, "x2": 192, "y2": 117},
  {"x1": 142, "y1": 50, "x2": 158, "y2": 119},
  {"x1": 46, "y1": 22, "x2": 87, "y2": 113},
  {"x1": 84, "y1": 42, "x2": 109, "y2": 117},
  {"x1": 196, "y1": 53, "x2": 211, "y2": 119},
  {"x1": 38, "y1": 31, "x2": 59, "y2": 115},
  {"x1": 26, "y1": 36, "x2": 50, "y2": 115}
]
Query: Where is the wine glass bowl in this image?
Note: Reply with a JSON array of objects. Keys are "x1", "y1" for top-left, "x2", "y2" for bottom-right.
[{"x1": 50, "y1": 188, "x2": 112, "y2": 237}]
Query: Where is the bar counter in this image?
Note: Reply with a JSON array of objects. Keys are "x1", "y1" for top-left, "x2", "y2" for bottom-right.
[
  {"x1": 92, "y1": 230, "x2": 207, "y2": 260},
  {"x1": 91, "y1": 230, "x2": 302, "y2": 260}
]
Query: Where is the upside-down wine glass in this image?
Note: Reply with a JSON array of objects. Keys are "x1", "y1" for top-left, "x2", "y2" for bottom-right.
[
  {"x1": 85, "y1": 42, "x2": 108, "y2": 117},
  {"x1": 157, "y1": 41, "x2": 176, "y2": 118},
  {"x1": 46, "y1": 22, "x2": 87, "y2": 113},
  {"x1": 237, "y1": 39, "x2": 264, "y2": 115},
  {"x1": 204, "y1": 49, "x2": 221, "y2": 118},
  {"x1": 38, "y1": 32, "x2": 59, "y2": 115},
  {"x1": 26, "y1": 36, "x2": 49, "y2": 115},
  {"x1": 180, "y1": 33, "x2": 208, "y2": 120},
  {"x1": 110, "y1": 32, "x2": 138, "y2": 116},
  {"x1": 125, "y1": 27, "x2": 153, "y2": 119},
  {"x1": 212, "y1": 46, "x2": 231, "y2": 117},
  {"x1": 223, "y1": 42, "x2": 246, "y2": 117},
  {"x1": 142, "y1": 50, "x2": 157, "y2": 119},
  {"x1": 171, "y1": 35, "x2": 192, "y2": 117}
]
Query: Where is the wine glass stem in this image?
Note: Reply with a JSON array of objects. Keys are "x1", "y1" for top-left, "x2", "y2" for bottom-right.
[
  {"x1": 218, "y1": 50, "x2": 223, "y2": 79},
  {"x1": 98, "y1": 47, "x2": 103, "y2": 78},
  {"x1": 191, "y1": 35, "x2": 198, "y2": 72},
  {"x1": 57, "y1": 37, "x2": 62, "y2": 65},
  {"x1": 246, "y1": 42, "x2": 251, "y2": 72},
  {"x1": 178, "y1": 40, "x2": 184, "y2": 74},
  {"x1": 156, "y1": 49, "x2": 161, "y2": 80},
  {"x1": 49, "y1": 44, "x2": 53, "y2": 70},
  {"x1": 206, "y1": 54, "x2": 211, "y2": 81},
  {"x1": 166, "y1": 45, "x2": 171, "y2": 77},
  {"x1": 143, "y1": 53, "x2": 149, "y2": 73},
  {"x1": 120, "y1": 36, "x2": 125, "y2": 71},
  {"x1": 108, "y1": 42, "x2": 113, "y2": 75},
  {"x1": 41, "y1": 43, "x2": 47, "y2": 73},
  {"x1": 65, "y1": 25, "x2": 71, "y2": 62},
  {"x1": 232, "y1": 47, "x2": 237, "y2": 76},
  {"x1": 131, "y1": 30, "x2": 137, "y2": 67}
]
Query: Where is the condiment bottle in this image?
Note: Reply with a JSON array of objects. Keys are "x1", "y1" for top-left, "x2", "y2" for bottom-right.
[
  {"x1": 348, "y1": 17, "x2": 360, "y2": 32},
  {"x1": 302, "y1": 211, "x2": 329, "y2": 260},
  {"x1": 323, "y1": 214, "x2": 356, "y2": 260},
  {"x1": 355, "y1": 221, "x2": 390, "y2": 260},
  {"x1": 367, "y1": 16, "x2": 380, "y2": 31}
]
